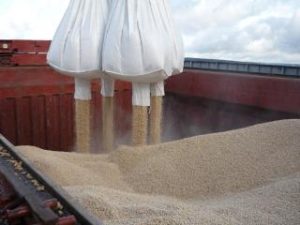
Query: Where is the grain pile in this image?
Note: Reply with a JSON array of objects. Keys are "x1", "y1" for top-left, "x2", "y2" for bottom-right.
[
  {"x1": 17, "y1": 119, "x2": 300, "y2": 225},
  {"x1": 75, "y1": 100, "x2": 91, "y2": 153}
]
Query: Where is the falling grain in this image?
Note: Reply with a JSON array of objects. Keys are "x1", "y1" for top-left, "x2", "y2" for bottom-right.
[
  {"x1": 150, "y1": 96, "x2": 163, "y2": 144},
  {"x1": 75, "y1": 100, "x2": 91, "y2": 153},
  {"x1": 132, "y1": 106, "x2": 148, "y2": 146},
  {"x1": 102, "y1": 97, "x2": 115, "y2": 152}
]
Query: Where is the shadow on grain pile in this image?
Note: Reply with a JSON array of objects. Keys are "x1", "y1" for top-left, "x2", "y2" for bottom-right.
[{"x1": 18, "y1": 119, "x2": 300, "y2": 225}]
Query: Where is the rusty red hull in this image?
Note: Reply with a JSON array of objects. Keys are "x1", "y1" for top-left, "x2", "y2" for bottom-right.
[
  {"x1": 0, "y1": 40, "x2": 299, "y2": 151},
  {"x1": 166, "y1": 70, "x2": 300, "y2": 114}
]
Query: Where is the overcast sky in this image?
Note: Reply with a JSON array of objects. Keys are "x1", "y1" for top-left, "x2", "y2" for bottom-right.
[{"x1": 1, "y1": 0, "x2": 299, "y2": 64}]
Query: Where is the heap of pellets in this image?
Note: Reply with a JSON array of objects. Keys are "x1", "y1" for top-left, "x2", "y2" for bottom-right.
[{"x1": 18, "y1": 119, "x2": 300, "y2": 225}]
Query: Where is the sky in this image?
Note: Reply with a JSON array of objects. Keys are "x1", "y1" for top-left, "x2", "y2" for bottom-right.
[{"x1": 0, "y1": 0, "x2": 300, "y2": 64}]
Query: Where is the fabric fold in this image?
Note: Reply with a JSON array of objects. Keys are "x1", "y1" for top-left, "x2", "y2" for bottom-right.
[
  {"x1": 47, "y1": 0, "x2": 110, "y2": 79},
  {"x1": 102, "y1": 0, "x2": 184, "y2": 83}
]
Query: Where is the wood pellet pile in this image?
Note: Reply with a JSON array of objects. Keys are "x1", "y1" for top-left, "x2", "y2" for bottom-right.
[{"x1": 17, "y1": 119, "x2": 300, "y2": 225}]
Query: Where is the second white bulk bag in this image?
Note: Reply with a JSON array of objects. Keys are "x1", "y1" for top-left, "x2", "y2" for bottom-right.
[{"x1": 102, "y1": 0, "x2": 184, "y2": 83}]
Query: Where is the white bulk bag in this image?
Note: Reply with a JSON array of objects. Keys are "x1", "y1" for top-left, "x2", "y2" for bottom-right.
[
  {"x1": 47, "y1": 0, "x2": 114, "y2": 100},
  {"x1": 102, "y1": 0, "x2": 184, "y2": 83},
  {"x1": 48, "y1": 0, "x2": 109, "y2": 78},
  {"x1": 102, "y1": 0, "x2": 184, "y2": 106}
]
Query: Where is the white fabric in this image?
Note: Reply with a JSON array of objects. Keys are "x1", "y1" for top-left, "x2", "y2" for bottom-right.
[
  {"x1": 47, "y1": 0, "x2": 110, "y2": 79},
  {"x1": 132, "y1": 81, "x2": 165, "y2": 106},
  {"x1": 101, "y1": 77, "x2": 115, "y2": 97},
  {"x1": 151, "y1": 81, "x2": 165, "y2": 97},
  {"x1": 102, "y1": 0, "x2": 184, "y2": 83},
  {"x1": 74, "y1": 78, "x2": 91, "y2": 100},
  {"x1": 132, "y1": 83, "x2": 151, "y2": 106}
]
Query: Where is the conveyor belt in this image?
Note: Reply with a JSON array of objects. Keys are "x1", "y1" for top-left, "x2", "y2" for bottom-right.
[{"x1": 0, "y1": 134, "x2": 102, "y2": 225}]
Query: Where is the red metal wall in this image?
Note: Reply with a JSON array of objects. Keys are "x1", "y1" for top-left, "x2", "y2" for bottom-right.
[
  {"x1": 0, "y1": 65, "x2": 131, "y2": 152},
  {"x1": 166, "y1": 70, "x2": 300, "y2": 114},
  {"x1": 0, "y1": 40, "x2": 299, "y2": 151},
  {"x1": 0, "y1": 40, "x2": 49, "y2": 66}
]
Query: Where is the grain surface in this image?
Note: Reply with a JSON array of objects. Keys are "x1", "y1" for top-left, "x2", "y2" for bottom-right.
[{"x1": 18, "y1": 119, "x2": 300, "y2": 225}]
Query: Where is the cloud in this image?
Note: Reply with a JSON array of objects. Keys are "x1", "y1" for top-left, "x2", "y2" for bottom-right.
[
  {"x1": 171, "y1": 0, "x2": 300, "y2": 64},
  {"x1": 0, "y1": 0, "x2": 68, "y2": 40},
  {"x1": 1, "y1": 0, "x2": 299, "y2": 64}
]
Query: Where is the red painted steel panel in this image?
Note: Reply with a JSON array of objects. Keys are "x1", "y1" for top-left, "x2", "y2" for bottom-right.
[
  {"x1": 0, "y1": 40, "x2": 51, "y2": 66},
  {"x1": 0, "y1": 67, "x2": 130, "y2": 99},
  {"x1": 16, "y1": 97, "x2": 32, "y2": 145},
  {"x1": 31, "y1": 96, "x2": 47, "y2": 149},
  {"x1": 0, "y1": 98, "x2": 17, "y2": 144},
  {"x1": 1, "y1": 42, "x2": 299, "y2": 151},
  {"x1": 166, "y1": 70, "x2": 300, "y2": 114},
  {"x1": 0, "y1": 67, "x2": 72, "y2": 89},
  {"x1": 0, "y1": 94, "x2": 76, "y2": 152},
  {"x1": 45, "y1": 95, "x2": 62, "y2": 151},
  {"x1": 0, "y1": 65, "x2": 132, "y2": 151},
  {"x1": 35, "y1": 41, "x2": 51, "y2": 52},
  {"x1": 0, "y1": 56, "x2": 12, "y2": 67},
  {"x1": 11, "y1": 40, "x2": 36, "y2": 53},
  {"x1": 11, "y1": 54, "x2": 47, "y2": 66},
  {"x1": 0, "y1": 40, "x2": 13, "y2": 53},
  {"x1": 10, "y1": 40, "x2": 50, "y2": 53},
  {"x1": 59, "y1": 94, "x2": 74, "y2": 151}
]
